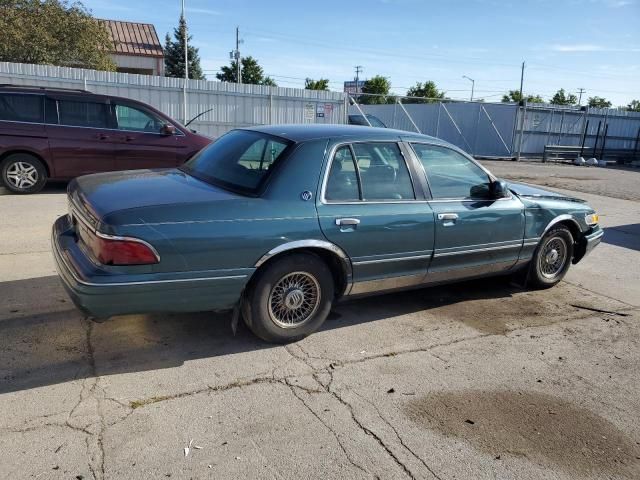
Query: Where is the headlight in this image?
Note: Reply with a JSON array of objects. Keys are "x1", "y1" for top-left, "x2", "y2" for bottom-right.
[{"x1": 585, "y1": 212, "x2": 599, "y2": 226}]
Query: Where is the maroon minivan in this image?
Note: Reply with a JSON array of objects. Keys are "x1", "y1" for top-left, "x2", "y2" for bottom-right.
[{"x1": 0, "y1": 85, "x2": 212, "y2": 193}]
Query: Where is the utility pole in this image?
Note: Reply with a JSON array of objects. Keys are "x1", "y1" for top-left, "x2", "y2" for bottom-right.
[
  {"x1": 519, "y1": 61, "x2": 525, "y2": 101},
  {"x1": 354, "y1": 65, "x2": 363, "y2": 93},
  {"x1": 236, "y1": 26, "x2": 241, "y2": 84},
  {"x1": 577, "y1": 88, "x2": 586, "y2": 106},
  {"x1": 462, "y1": 75, "x2": 475, "y2": 102},
  {"x1": 182, "y1": 0, "x2": 188, "y2": 123}
]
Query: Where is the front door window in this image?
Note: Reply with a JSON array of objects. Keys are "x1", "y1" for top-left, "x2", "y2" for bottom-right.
[{"x1": 115, "y1": 104, "x2": 165, "y2": 133}]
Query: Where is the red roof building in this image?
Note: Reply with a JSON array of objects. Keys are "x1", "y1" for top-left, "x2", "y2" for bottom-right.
[{"x1": 101, "y1": 20, "x2": 164, "y2": 76}]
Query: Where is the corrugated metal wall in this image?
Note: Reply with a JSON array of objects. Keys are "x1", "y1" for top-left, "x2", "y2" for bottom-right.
[
  {"x1": 2, "y1": 61, "x2": 638, "y2": 157},
  {"x1": 0, "y1": 61, "x2": 346, "y2": 138},
  {"x1": 518, "y1": 104, "x2": 640, "y2": 155},
  {"x1": 352, "y1": 101, "x2": 640, "y2": 158},
  {"x1": 352, "y1": 102, "x2": 518, "y2": 157}
]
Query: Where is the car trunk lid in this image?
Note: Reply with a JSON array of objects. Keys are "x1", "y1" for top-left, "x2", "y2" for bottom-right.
[{"x1": 68, "y1": 168, "x2": 242, "y2": 221}]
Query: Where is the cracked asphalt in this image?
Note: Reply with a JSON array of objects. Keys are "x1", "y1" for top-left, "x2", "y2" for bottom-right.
[{"x1": 1, "y1": 163, "x2": 639, "y2": 479}]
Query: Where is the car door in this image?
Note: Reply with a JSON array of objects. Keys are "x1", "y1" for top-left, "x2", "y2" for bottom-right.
[
  {"x1": 45, "y1": 96, "x2": 117, "y2": 177},
  {"x1": 112, "y1": 102, "x2": 178, "y2": 170},
  {"x1": 409, "y1": 143, "x2": 525, "y2": 282},
  {"x1": 317, "y1": 141, "x2": 435, "y2": 295}
]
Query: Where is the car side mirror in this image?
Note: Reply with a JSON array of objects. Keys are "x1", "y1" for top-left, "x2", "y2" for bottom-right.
[
  {"x1": 490, "y1": 179, "x2": 510, "y2": 199},
  {"x1": 161, "y1": 124, "x2": 176, "y2": 135}
]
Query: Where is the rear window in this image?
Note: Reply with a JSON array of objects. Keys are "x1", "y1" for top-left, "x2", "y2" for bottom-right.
[
  {"x1": 182, "y1": 130, "x2": 291, "y2": 195},
  {"x1": 0, "y1": 93, "x2": 43, "y2": 123}
]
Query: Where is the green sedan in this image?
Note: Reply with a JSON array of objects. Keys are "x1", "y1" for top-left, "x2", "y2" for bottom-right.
[{"x1": 52, "y1": 125, "x2": 603, "y2": 343}]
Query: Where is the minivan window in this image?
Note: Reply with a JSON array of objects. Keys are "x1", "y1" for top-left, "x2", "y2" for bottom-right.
[
  {"x1": 182, "y1": 130, "x2": 291, "y2": 195},
  {"x1": 115, "y1": 104, "x2": 165, "y2": 132},
  {"x1": 44, "y1": 97, "x2": 58, "y2": 124},
  {"x1": 0, "y1": 93, "x2": 43, "y2": 123},
  {"x1": 58, "y1": 100, "x2": 110, "y2": 129}
]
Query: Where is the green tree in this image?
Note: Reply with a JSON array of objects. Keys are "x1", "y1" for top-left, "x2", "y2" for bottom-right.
[
  {"x1": 627, "y1": 100, "x2": 640, "y2": 112},
  {"x1": 404, "y1": 81, "x2": 445, "y2": 103},
  {"x1": 216, "y1": 56, "x2": 276, "y2": 86},
  {"x1": 359, "y1": 75, "x2": 393, "y2": 104},
  {"x1": 305, "y1": 78, "x2": 329, "y2": 90},
  {"x1": 550, "y1": 89, "x2": 577, "y2": 106},
  {"x1": 587, "y1": 96, "x2": 612, "y2": 108},
  {"x1": 0, "y1": 0, "x2": 115, "y2": 70},
  {"x1": 501, "y1": 90, "x2": 544, "y2": 103},
  {"x1": 164, "y1": 15, "x2": 204, "y2": 79}
]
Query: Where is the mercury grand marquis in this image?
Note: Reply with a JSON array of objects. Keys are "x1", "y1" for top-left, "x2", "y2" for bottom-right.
[{"x1": 52, "y1": 125, "x2": 603, "y2": 343}]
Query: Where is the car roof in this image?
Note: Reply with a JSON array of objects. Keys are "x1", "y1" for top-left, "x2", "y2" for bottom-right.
[{"x1": 243, "y1": 123, "x2": 442, "y2": 144}]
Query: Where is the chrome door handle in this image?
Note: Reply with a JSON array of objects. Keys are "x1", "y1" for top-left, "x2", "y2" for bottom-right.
[
  {"x1": 335, "y1": 218, "x2": 360, "y2": 226},
  {"x1": 437, "y1": 213, "x2": 459, "y2": 221}
]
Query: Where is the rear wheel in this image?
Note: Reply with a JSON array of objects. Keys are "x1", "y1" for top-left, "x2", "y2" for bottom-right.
[
  {"x1": 528, "y1": 225, "x2": 574, "y2": 288},
  {"x1": 243, "y1": 253, "x2": 334, "y2": 343},
  {"x1": 1, "y1": 153, "x2": 47, "y2": 194}
]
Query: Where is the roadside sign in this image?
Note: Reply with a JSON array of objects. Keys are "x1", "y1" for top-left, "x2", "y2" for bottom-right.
[
  {"x1": 304, "y1": 103, "x2": 315, "y2": 122},
  {"x1": 316, "y1": 104, "x2": 325, "y2": 118}
]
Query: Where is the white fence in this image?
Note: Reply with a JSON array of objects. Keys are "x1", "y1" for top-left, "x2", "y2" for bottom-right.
[{"x1": 0, "y1": 62, "x2": 347, "y2": 138}]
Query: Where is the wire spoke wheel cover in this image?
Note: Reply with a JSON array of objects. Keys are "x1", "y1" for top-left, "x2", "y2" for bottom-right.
[
  {"x1": 268, "y1": 271, "x2": 321, "y2": 328},
  {"x1": 538, "y1": 236, "x2": 568, "y2": 279},
  {"x1": 6, "y1": 161, "x2": 38, "y2": 189}
]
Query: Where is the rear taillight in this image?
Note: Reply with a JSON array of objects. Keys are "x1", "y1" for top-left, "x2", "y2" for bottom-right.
[{"x1": 84, "y1": 231, "x2": 159, "y2": 266}]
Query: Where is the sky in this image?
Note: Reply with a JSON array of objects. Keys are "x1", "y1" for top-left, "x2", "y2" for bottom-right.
[{"x1": 83, "y1": 0, "x2": 639, "y2": 106}]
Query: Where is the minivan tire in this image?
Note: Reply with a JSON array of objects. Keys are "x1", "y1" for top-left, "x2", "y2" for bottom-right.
[
  {"x1": 243, "y1": 253, "x2": 334, "y2": 343},
  {"x1": 1, "y1": 153, "x2": 47, "y2": 194}
]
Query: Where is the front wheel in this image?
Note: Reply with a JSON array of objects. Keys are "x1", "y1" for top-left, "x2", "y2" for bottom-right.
[
  {"x1": 1, "y1": 154, "x2": 47, "y2": 194},
  {"x1": 243, "y1": 253, "x2": 334, "y2": 343},
  {"x1": 528, "y1": 225, "x2": 574, "y2": 288}
]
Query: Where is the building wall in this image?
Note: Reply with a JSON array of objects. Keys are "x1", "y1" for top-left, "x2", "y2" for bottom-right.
[{"x1": 110, "y1": 54, "x2": 164, "y2": 76}]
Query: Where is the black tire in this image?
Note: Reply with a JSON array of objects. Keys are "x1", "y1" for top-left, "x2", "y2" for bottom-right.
[
  {"x1": 1, "y1": 153, "x2": 47, "y2": 194},
  {"x1": 243, "y1": 253, "x2": 335, "y2": 343},
  {"x1": 528, "y1": 225, "x2": 574, "y2": 289}
]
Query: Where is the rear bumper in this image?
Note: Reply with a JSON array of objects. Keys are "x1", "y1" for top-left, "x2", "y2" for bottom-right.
[{"x1": 52, "y1": 215, "x2": 252, "y2": 318}]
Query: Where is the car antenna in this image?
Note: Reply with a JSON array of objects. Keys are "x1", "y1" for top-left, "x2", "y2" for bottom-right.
[{"x1": 185, "y1": 107, "x2": 215, "y2": 127}]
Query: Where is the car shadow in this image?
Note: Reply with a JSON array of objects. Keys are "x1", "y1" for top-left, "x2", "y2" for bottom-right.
[
  {"x1": 0, "y1": 181, "x2": 68, "y2": 196},
  {"x1": 0, "y1": 273, "x2": 520, "y2": 395},
  {"x1": 602, "y1": 224, "x2": 640, "y2": 252}
]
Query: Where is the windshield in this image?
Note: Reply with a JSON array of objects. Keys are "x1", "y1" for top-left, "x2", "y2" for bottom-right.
[
  {"x1": 367, "y1": 115, "x2": 387, "y2": 128},
  {"x1": 182, "y1": 130, "x2": 292, "y2": 195}
]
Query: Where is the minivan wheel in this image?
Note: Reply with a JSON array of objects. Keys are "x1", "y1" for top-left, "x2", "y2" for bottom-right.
[
  {"x1": 528, "y1": 225, "x2": 574, "y2": 289},
  {"x1": 1, "y1": 154, "x2": 47, "y2": 194},
  {"x1": 243, "y1": 253, "x2": 334, "y2": 343}
]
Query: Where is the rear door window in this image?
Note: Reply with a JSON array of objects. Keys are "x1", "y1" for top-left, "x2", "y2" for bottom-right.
[
  {"x1": 325, "y1": 146, "x2": 360, "y2": 201},
  {"x1": 352, "y1": 143, "x2": 415, "y2": 200},
  {"x1": 58, "y1": 99, "x2": 111, "y2": 129},
  {"x1": 0, "y1": 93, "x2": 44, "y2": 123}
]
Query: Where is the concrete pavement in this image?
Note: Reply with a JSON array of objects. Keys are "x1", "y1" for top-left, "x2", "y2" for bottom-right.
[{"x1": 1, "y1": 169, "x2": 639, "y2": 479}]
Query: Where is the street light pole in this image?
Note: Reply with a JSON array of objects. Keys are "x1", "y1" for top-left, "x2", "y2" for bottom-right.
[
  {"x1": 462, "y1": 75, "x2": 475, "y2": 102},
  {"x1": 182, "y1": 0, "x2": 188, "y2": 123}
]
